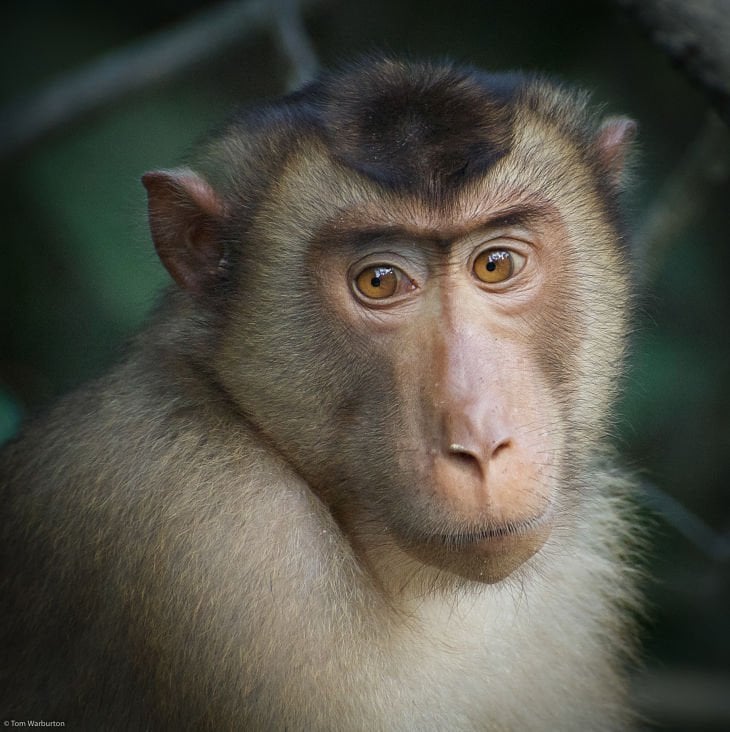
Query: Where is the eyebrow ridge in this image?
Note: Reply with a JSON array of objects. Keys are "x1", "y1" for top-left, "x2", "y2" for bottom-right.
[{"x1": 314, "y1": 200, "x2": 557, "y2": 252}]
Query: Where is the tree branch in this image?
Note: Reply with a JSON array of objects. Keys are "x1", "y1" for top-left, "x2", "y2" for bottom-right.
[
  {"x1": 640, "y1": 480, "x2": 730, "y2": 562},
  {"x1": 613, "y1": 0, "x2": 730, "y2": 126},
  {"x1": 637, "y1": 113, "x2": 730, "y2": 285},
  {"x1": 0, "y1": 0, "x2": 323, "y2": 159},
  {"x1": 273, "y1": 0, "x2": 320, "y2": 90}
]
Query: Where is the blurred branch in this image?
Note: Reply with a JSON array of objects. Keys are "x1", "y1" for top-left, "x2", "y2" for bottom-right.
[
  {"x1": 612, "y1": 0, "x2": 730, "y2": 127},
  {"x1": 273, "y1": 0, "x2": 320, "y2": 90},
  {"x1": 637, "y1": 113, "x2": 730, "y2": 285},
  {"x1": 640, "y1": 481, "x2": 730, "y2": 562},
  {"x1": 613, "y1": 1, "x2": 730, "y2": 284},
  {"x1": 0, "y1": 0, "x2": 323, "y2": 160}
]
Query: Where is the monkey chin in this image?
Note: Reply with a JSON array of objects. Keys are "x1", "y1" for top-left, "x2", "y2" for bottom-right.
[{"x1": 407, "y1": 522, "x2": 553, "y2": 584}]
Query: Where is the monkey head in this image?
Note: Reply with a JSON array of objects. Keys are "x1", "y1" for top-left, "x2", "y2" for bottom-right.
[{"x1": 143, "y1": 59, "x2": 635, "y2": 586}]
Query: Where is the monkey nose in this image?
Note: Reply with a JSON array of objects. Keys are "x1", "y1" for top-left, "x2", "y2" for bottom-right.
[
  {"x1": 446, "y1": 437, "x2": 512, "y2": 478},
  {"x1": 432, "y1": 401, "x2": 518, "y2": 512},
  {"x1": 432, "y1": 433, "x2": 513, "y2": 515}
]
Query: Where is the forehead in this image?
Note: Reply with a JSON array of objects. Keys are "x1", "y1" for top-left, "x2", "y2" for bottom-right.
[
  {"x1": 261, "y1": 109, "x2": 593, "y2": 244},
  {"x1": 311, "y1": 62, "x2": 519, "y2": 196}
]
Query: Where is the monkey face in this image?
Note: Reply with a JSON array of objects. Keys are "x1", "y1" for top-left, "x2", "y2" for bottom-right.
[
  {"x1": 211, "y1": 163, "x2": 600, "y2": 586},
  {"x1": 304, "y1": 199, "x2": 567, "y2": 584}
]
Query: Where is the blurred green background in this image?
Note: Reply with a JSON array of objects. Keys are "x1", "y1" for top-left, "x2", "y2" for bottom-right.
[{"x1": 1, "y1": 1, "x2": 729, "y2": 729}]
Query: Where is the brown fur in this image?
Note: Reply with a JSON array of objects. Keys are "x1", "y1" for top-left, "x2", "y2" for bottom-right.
[{"x1": 1, "y1": 58, "x2": 641, "y2": 730}]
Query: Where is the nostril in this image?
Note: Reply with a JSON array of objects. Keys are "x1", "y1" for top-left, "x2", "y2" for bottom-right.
[
  {"x1": 448, "y1": 443, "x2": 477, "y2": 458},
  {"x1": 447, "y1": 438, "x2": 512, "y2": 465},
  {"x1": 447, "y1": 443, "x2": 483, "y2": 474},
  {"x1": 491, "y1": 438, "x2": 511, "y2": 458}
]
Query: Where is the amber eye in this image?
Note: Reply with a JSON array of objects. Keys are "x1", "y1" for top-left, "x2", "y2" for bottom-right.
[
  {"x1": 354, "y1": 265, "x2": 400, "y2": 299},
  {"x1": 473, "y1": 249, "x2": 516, "y2": 284}
]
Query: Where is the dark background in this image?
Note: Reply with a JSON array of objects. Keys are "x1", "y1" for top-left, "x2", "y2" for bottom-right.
[{"x1": 1, "y1": 1, "x2": 729, "y2": 729}]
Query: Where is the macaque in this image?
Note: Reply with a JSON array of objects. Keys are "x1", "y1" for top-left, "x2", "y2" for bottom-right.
[{"x1": 0, "y1": 58, "x2": 641, "y2": 730}]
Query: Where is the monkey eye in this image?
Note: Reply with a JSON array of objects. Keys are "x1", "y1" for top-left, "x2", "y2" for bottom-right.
[
  {"x1": 472, "y1": 248, "x2": 524, "y2": 285},
  {"x1": 353, "y1": 265, "x2": 413, "y2": 300}
]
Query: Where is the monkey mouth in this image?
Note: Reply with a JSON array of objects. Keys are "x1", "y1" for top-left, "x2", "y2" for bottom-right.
[
  {"x1": 398, "y1": 512, "x2": 553, "y2": 584},
  {"x1": 432, "y1": 510, "x2": 554, "y2": 550}
]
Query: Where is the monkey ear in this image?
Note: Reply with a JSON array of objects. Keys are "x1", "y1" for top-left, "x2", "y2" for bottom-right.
[
  {"x1": 142, "y1": 169, "x2": 226, "y2": 295},
  {"x1": 594, "y1": 117, "x2": 637, "y2": 187}
]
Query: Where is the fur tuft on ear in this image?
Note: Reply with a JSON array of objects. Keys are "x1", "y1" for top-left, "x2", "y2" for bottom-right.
[
  {"x1": 142, "y1": 169, "x2": 226, "y2": 295},
  {"x1": 595, "y1": 117, "x2": 637, "y2": 188}
]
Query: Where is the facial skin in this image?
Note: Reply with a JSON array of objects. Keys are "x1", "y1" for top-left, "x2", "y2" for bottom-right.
[{"x1": 303, "y1": 210, "x2": 558, "y2": 583}]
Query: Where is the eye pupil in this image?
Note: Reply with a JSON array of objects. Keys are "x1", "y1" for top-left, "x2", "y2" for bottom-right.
[
  {"x1": 473, "y1": 249, "x2": 516, "y2": 284},
  {"x1": 354, "y1": 265, "x2": 401, "y2": 300}
]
